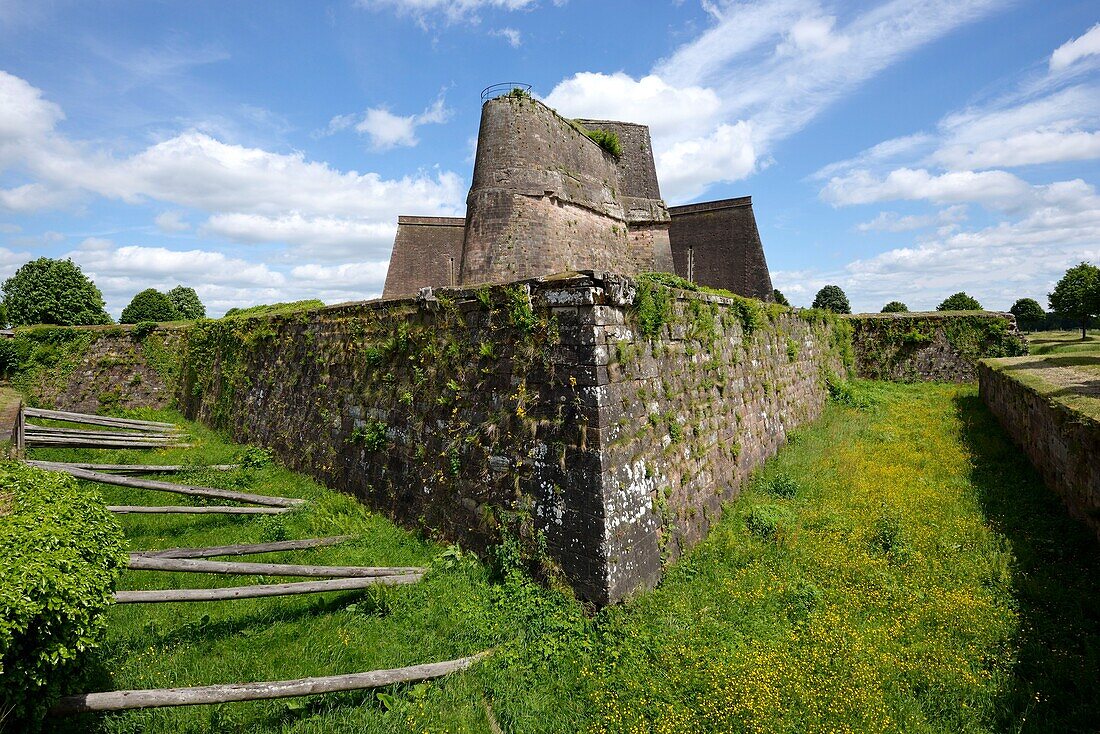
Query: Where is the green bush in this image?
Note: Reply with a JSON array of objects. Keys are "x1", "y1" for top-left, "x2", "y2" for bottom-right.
[
  {"x1": 120, "y1": 288, "x2": 180, "y2": 324},
  {"x1": 584, "y1": 128, "x2": 623, "y2": 158},
  {"x1": 746, "y1": 504, "x2": 791, "y2": 541},
  {"x1": 763, "y1": 472, "x2": 799, "y2": 499},
  {"x1": 0, "y1": 463, "x2": 126, "y2": 726},
  {"x1": 881, "y1": 301, "x2": 908, "y2": 313}
]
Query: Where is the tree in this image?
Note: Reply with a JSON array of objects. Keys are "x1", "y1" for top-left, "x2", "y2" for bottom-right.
[
  {"x1": 881, "y1": 301, "x2": 909, "y2": 313},
  {"x1": 812, "y1": 285, "x2": 851, "y2": 314},
  {"x1": 120, "y1": 289, "x2": 180, "y2": 324},
  {"x1": 1009, "y1": 298, "x2": 1045, "y2": 333},
  {"x1": 167, "y1": 285, "x2": 206, "y2": 319},
  {"x1": 937, "y1": 292, "x2": 983, "y2": 311},
  {"x1": 772, "y1": 289, "x2": 790, "y2": 307},
  {"x1": 2, "y1": 257, "x2": 111, "y2": 326},
  {"x1": 1048, "y1": 262, "x2": 1100, "y2": 338}
]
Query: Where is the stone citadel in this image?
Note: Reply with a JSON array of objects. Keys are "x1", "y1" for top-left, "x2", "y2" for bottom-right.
[{"x1": 382, "y1": 92, "x2": 774, "y2": 300}]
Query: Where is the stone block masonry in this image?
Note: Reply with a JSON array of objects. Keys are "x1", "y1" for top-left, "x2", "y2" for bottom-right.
[
  {"x1": 13, "y1": 273, "x2": 848, "y2": 605},
  {"x1": 980, "y1": 360, "x2": 1100, "y2": 540},
  {"x1": 848, "y1": 312, "x2": 1027, "y2": 382}
]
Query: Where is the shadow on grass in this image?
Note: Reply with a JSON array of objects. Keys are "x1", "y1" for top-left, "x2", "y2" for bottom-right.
[{"x1": 954, "y1": 393, "x2": 1100, "y2": 733}]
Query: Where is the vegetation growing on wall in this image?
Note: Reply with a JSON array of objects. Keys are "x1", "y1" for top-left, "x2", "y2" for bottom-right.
[
  {"x1": 0, "y1": 326, "x2": 94, "y2": 399},
  {"x1": 850, "y1": 313, "x2": 1027, "y2": 381},
  {"x1": 0, "y1": 462, "x2": 126, "y2": 727}
]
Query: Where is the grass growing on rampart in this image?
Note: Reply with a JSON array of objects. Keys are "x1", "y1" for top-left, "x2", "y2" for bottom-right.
[
  {"x1": 33, "y1": 382, "x2": 1100, "y2": 733},
  {"x1": 989, "y1": 330, "x2": 1100, "y2": 422}
]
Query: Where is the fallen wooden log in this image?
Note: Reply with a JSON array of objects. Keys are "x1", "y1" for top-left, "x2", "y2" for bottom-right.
[
  {"x1": 24, "y1": 437, "x2": 189, "y2": 449},
  {"x1": 49, "y1": 651, "x2": 489, "y2": 715},
  {"x1": 41, "y1": 462, "x2": 239, "y2": 474},
  {"x1": 23, "y1": 407, "x2": 177, "y2": 430},
  {"x1": 127, "y1": 556, "x2": 425, "y2": 578},
  {"x1": 133, "y1": 536, "x2": 352, "y2": 559},
  {"x1": 24, "y1": 425, "x2": 181, "y2": 439},
  {"x1": 113, "y1": 573, "x2": 423, "y2": 603},
  {"x1": 108, "y1": 505, "x2": 289, "y2": 515},
  {"x1": 27, "y1": 463, "x2": 304, "y2": 508}
]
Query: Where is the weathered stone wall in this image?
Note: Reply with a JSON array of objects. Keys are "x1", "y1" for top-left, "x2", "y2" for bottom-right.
[
  {"x1": 979, "y1": 362, "x2": 1100, "y2": 540},
  {"x1": 668, "y1": 197, "x2": 774, "y2": 301},
  {"x1": 11, "y1": 326, "x2": 181, "y2": 413},
  {"x1": 17, "y1": 274, "x2": 848, "y2": 604},
  {"x1": 848, "y1": 312, "x2": 1027, "y2": 382},
  {"x1": 381, "y1": 216, "x2": 465, "y2": 298},
  {"x1": 459, "y1": 97, "x2": 673, "y2": 285}
]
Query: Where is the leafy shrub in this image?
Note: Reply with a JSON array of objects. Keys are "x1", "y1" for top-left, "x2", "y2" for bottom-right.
[
  {"x1": 881, "y1": 301, "x2": 909, "y2": 313},
  {"x1": 120, "y1": 288, "x2": 180, "y2": 324},
  {"x1": 773, "y1": 288, "x2": 791, "y2": 307},
  {"x1": 746, "y1": 504, "x2": 791, "y2": 541},
  {"x1": 584, "y1": 128, "x2": 623, "y2": 158},
  {"x1": 131, "y1": 321, "x2": 158, "y2": 340},
  {"x1": 936, "y1": 292, "x2": 982, "y2": 311},
  {"x1": 238, "y1": 445, "x2": 274, "y2": 468},
  {"x1": 868, "y1": 510, "x2": 904, "y2": 556},
  {"x1": 812, "y1": 285, "x2": 851, "y2": 314},
  {"x1": 0, "y1": 463, "x2": 126, "y2": 726},
  {"x1": 2, "y1": 257, "x2": 111, "y2": 327},
  {"x1": 166, "y1": 286, "x2": 206, "y2": 320},
  {"x1": 352, "y1": 419, "x2": 388, "y2": 451},
  {"x1": 763, "y1": 472, "x2": 799, "y2": 499}
]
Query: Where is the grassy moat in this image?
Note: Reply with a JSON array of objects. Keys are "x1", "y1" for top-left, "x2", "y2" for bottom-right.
[{"x1": 35, "y1": 378, "x2": 1100, "y2": 733}]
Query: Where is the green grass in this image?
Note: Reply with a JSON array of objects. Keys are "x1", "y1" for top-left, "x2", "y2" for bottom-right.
[
  {"x1": 988, "y1": 330, "x2": 1100, "y2": 422},
  {"x1": 34, "y1": 383, "x2": 1100, "y2": 733},
  {"x1": 1025, "y1": 330, "x2": 1100, "y2": 356}
]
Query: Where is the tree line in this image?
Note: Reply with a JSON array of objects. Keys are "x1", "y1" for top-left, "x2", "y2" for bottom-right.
[
  {"x1": 772, "y1": 262, "x2": 1100, "y2": 336},
  {"x1": 0, "y1": 257, "x2": 205, "y2": 328}
]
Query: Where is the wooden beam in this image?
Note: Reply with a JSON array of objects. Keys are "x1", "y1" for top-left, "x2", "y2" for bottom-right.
[
  {"x1": 24, "y1": 425, "x2": 180, "y2": 439},
  {"x1": 112, "y1": 573, "x2": 423, "y2": 603},
  {"x1": 49, "y1": 652, "x2": 489, "y2": 715},
  {"x1": 23, "y1": 406, "x2": 177, "y2": 430},
  {"x1": 133, "y1": 536, "x2": 352, "y2": 559},
  {"x1": 27, "y1": 463, "x2": 304, "y2": 508},
  {"x1": 127, "y1": 556, "x2": 425, "y2": 578},
  {"x1": 40, "y1": 462, "x2": 239, "y2": 474},
  {"x1": 24, "y1": 437, "x2": 189, "y2": 449},
  {"x1": 108, "y1": 505, "x2": 289, "y2": 515}
]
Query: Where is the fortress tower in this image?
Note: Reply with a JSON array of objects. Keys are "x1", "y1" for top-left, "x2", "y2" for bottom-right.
[{"x1": 382, "y1": 93, "x2": 773, "y2": 300}]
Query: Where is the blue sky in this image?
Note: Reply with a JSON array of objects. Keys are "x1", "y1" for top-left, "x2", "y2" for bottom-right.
[{"x1": 0, "y1": 0, "x2": 1097, "y2": 316}]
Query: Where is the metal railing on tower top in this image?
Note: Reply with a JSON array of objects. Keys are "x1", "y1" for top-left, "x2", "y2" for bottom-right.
[{"x1": 480, "y1": 82, "x2": 532, "y2": 102}]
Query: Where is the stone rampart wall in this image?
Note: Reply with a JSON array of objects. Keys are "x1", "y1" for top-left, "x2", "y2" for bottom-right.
[
  {"x1": 848, "y1": 312, "x2": 1027, "y2": 382},
  {"x1": 979, "y1": 362, "x2": 1100, "y2": 540}
]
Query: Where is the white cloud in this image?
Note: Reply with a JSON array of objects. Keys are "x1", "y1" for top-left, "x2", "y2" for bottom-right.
[
  {"x1": 290, "y1": 261, "x2": 389, "y2": 290},
  {"x1": 355, "y1": 0, "x2": 538, "y2": 25},
  {"x1": 543, "y1": 0, "x2": 1006, "y2": 201},
  {"x1": 155, "y1": 210, "x2": 190, "y2": 232},
  {"x1": 325, "y1": 96, "x2": 453, "y2": 151},
  {"x1": 1050, "y1": 22, "x2": 1100, "y2": 72},
  {"x1": 0, "y1": 182, "x2": 75, "y2": 212},
  {"x1": 822, "y1": 167, "x2": 1034, "y2": 209},
  {"x1": 856, "y1": 205, "x2": 967, "y2": 232},
  {"x1": 202, "y1": 213, "x2": 396, "y2": 259},
  {"x1": 656, "y1": 122, "x2": 757, "y2": 203},
  {"x1": 72, "y1": 239, "x2": 282, "y2": 287},
  {"x1": 0, "y1": 69, "x2": 63, "y2": 144},
  {"x1": 491, "y1": 27, "x2": 522, "y2": 47}
]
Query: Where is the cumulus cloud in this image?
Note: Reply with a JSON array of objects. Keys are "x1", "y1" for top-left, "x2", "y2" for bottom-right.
[
  {"x1": 202, "y1": 213, "x2": 396, "y2": 259},
  {"x1": 1050, "y1": 22, "x2": 1100, "y2": 72},
  {"x1": 656, "y1": 122, "x2": 757, "y2": 203},
  {"x1": 856, "y1": 205, "x2": 967, "y2": 232},
  {"x1": 822, "y1": 168, "x2": 1034, "y2": 209},
  {"x1": 325, "y1": 96, "x2": 452, "y2": 151},
  {"x1": 154, "y1": 210, "x2": 190, "y2": 232}
]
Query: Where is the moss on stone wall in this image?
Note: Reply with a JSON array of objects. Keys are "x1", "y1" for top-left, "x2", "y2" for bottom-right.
[{"x1": 849, "y1": 312, "x2": 1027, "y2": 382}]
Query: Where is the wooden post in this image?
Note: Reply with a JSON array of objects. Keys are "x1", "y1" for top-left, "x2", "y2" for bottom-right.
[
  {"x1": 15, "y1": 403, "x2": 24, "y2": 454},
  {"x1": 107, "y1": 506, "x2": 290, "y2": 515}
]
